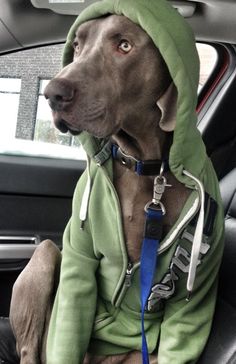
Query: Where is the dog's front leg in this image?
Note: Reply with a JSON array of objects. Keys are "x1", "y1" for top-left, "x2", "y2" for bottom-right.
[{"x1": 9, "y1": 239, "x2": 61, "y2": 364}]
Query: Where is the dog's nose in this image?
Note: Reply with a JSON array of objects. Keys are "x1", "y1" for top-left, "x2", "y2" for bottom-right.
[{"x1": 44, "y1": 78, "x2": 75, "y2": 112}]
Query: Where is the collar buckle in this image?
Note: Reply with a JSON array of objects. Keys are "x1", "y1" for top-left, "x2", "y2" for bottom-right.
[{"x1": 115, "y1": 146, "x2": 138, "y2": 171}]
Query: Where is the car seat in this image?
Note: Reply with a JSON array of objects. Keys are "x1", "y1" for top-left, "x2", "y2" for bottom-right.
[{"x1": 198, "y1": 168, "x2": 236, "y2": 363}]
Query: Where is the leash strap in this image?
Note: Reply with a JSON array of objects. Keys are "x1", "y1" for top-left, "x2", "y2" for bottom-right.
[
  {"x1": 140, "y1": 207, "x2": 163, "y2": 364},
  {"x1": 112, "y1": 143, "x2": 168, "y2": 363}
]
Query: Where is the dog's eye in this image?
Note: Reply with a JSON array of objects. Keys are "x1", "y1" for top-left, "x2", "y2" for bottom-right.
[{"x1": 118, "y1": 40, "x2": 132, "y2": 54}]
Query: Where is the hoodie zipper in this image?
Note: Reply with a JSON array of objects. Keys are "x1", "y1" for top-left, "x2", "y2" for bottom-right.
[
  {"x1": 114, "y1": 261, "x2": 140, "y2": 307},
  {"x1": 99, "y1": 165, "x2": 133, "y2": 305},
  {"x1": 125, "y1": 262, "x2": 134, "y2": 287}
]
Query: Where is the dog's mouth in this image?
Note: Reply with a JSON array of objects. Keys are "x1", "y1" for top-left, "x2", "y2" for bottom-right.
[
  {"x1": 52, "y1": 113, "x2": 81, "y2": 135},
  {"x1": 57, "y1": 121, "x2": 81, "y2": 136},
  {"x1": 52, "y1": 108, "x2": 119, "y2": 139}
]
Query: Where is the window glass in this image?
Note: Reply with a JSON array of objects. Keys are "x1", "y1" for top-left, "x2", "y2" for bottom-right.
[
  {"x1": 197, "y1": 44, "x2": 218, "y2": 92},
  {"x1": 35, "y1": 80, "x2": 73, "y2": 146},
  {"x1": 0, "y1": 45, "x2": 85, "y2": 160},
  {"x1": 0, "y1": 43, "x2": 218, "y2": 159},
  {"x1": 0, "y1": 78, "x2": 21, "y2": 141}
]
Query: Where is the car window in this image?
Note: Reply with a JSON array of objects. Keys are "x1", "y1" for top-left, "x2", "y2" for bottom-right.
[
  {"x1": 0, "y1": 43, "x2": 217, "y2": 160},
  {"x1": 34, "y1": 79, "x2": 80, "y2": 149},
  {"x1": 197, "y1": 43, "x2": 218, "y2": 92},
  {"x1": 0, "y1": 44, "x2": 85, "y2": 160}
]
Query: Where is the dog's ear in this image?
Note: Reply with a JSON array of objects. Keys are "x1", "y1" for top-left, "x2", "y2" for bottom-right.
[{"x1": 157, "y1": 82, "x2": 178, "y2": 132}]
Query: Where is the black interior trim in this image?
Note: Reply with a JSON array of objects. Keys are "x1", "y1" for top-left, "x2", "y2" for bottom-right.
[
  {"x1": 0, "y1": 154, "x2": 86, "y2": 197},
  {"x1": 0, "y1": 0, "x2": 76, "y2": 54}
]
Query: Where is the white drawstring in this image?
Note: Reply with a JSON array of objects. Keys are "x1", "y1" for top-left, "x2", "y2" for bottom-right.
[
  {"x1": 79, "y1": 155, "x2": 91, "y2": 229},
  {"x1": 183, "y1": 169, "x2": 205, "y2": 296}
]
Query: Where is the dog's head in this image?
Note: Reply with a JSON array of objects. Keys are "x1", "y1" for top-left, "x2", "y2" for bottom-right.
[{"x1": 44, "y1": 15, "x2": 177, "y2": 139}]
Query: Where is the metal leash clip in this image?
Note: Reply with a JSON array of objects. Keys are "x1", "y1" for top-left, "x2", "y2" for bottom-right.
[
  {"x1": 153, "y1": 175, "x2": 172, "y2": 204},
  {"x1": 144, "y1": 163, "x2": 172, "y2": 215}
]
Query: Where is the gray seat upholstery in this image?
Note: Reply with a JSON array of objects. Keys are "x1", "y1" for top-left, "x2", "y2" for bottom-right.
[{"x1": 199, "y1": 169, "x2": 236, "y2": 363}]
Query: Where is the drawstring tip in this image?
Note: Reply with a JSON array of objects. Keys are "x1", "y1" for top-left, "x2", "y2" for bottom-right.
[
  {"x1": 186, "y1": 291, "x2": 192, "y2": 302},
  {"x1": 80, "y1": 220, "x2": 85, "y2": 230}
]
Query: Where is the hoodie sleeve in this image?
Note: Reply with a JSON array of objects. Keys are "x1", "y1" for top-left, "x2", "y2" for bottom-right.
[
  {"x1": 46, "y1": 169, "x2": 99, "y2": 364},
  {"x1": 157, "y1": 222, "x2": 224, "y2": 364}
]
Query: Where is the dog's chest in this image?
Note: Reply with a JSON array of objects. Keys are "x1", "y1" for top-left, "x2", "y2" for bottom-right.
[
  {"x1": 113, "y1": 163, "x2": 191, "y2": 263},
  {"x1": 113, "y1": 163, "x2": 157, "y2": 262}
]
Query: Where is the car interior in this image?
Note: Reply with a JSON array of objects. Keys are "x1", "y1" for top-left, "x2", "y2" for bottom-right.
[{"x1": 0, "y1": 0, "x2": 236, "y2": 363}]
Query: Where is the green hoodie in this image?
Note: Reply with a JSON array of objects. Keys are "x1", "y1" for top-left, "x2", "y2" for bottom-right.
[{"x1": 46, "y1": 1, "x2": 224, "y2": 363}]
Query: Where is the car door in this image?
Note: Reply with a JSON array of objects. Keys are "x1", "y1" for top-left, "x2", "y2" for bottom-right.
[{"x1": 0, "y1": 153, "x2": 86, "y2": 317}]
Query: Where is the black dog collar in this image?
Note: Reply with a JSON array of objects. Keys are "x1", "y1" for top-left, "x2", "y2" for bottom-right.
[{"x1": 112, "y1": 144, "x2": 169, "y2": 176}]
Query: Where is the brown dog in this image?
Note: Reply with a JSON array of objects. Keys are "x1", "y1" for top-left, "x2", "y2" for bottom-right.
[{"x1": 10, "y1": 15, "x2": 191, "y2": 363}]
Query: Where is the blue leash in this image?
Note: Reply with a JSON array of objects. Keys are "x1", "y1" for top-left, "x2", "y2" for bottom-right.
[
  {"x1": 112, "y1": 143, "x2": 168, "y2": 363},
  {"x1": 140, "y1": 206, "x2": 164, "y2": 364}
]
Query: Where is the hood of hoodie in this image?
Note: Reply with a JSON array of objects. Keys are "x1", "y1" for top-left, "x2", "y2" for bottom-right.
[{"x1": 62, "y1": 0, "x2": 205, "y2": 185}]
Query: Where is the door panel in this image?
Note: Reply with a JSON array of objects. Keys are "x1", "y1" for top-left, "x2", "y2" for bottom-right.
[
  {"x1": 0, "y1": 154, "x2": 86, "y2": 315},
  {"x1": 0, "y1": 260, "x2": 29, "y2": 316}
]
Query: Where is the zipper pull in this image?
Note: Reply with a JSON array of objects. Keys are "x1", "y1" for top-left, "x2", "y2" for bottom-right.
[{"x1": 125, "y1": 262, "x2": 133, "y2": 287}]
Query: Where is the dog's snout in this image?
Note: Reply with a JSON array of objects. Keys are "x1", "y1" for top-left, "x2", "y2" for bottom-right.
[{"x1": 44, "y1": 78, "x2": 75, "y2": 112}]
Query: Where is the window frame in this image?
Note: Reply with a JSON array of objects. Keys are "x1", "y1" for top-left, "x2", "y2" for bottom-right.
[{"x1": 0, "y1": 41, "x2": 228, "y2": 160}]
